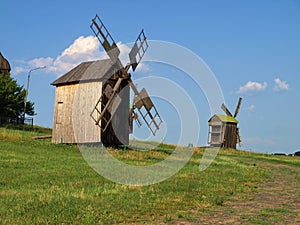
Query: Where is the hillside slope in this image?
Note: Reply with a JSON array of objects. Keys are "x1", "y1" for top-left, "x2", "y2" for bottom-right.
[{"x1": 0, "y1": 128, "x2": 299, "y2": 224}]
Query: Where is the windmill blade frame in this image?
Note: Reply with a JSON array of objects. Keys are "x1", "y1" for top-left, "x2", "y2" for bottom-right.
[
  {"x1": 221, "y1": 103, "x2": 233, "y2": 117},
  {"x1": 90, "y1": 78, "x2": 124, "y2": 131},
  {"x1": 129, "y1": 29, "x2": 149, "y2": 72},
  {"x1": 133, "y1": 88, "x2": 162, "y2": 135},
  {"x1": 234, "y1": 97, "x2": 242, "y2": 118},
  {"x1": 90, "y1": 14, "x2": 162, "y2": 138},
  {"x1": 90, "y1": 14, "x2": 121, "y2": 64},
  {"x1": 236, "y1": 128, "x2": 242, "y2": 146}
]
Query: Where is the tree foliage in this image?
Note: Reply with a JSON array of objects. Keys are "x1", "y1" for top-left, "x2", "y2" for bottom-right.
[{"x1": 0, "y1": 73, "x2": 35, "y2": 118}]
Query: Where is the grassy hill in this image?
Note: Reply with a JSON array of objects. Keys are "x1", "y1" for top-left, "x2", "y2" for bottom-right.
[{"x1": 0, "y1": 127, "x2": 299, "y2": 224}]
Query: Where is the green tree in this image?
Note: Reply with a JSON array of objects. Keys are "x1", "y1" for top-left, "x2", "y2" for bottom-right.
[{"x1": 0, "y1": 73, "x2": 35, "y2": 119}]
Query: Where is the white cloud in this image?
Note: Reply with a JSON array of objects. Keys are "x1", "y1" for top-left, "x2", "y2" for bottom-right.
[
  {"x1": 274, "y1": 78, "x2": 289, "y2": 91},
  {"x1": 29, "y1": 57, "x2": 54, "y2": 68},
  {"x1": 51, "y1": 36, "x2": 105, "y2": 73},
  {"x1": 237, "y1": 81, "x2": 267, "y2": 94},
  {"x1": 13, "y1": 66, "x2": 27, "y2": 74},
  {"x1": 13, "y1": 36, "x2": 149, "y2": 76},
  {"x1": 117, "y1": 42, "x2": 131, "y2": 65},
  {"x1": 13, "y1": 36, "x2": 102, "y2": 75}
]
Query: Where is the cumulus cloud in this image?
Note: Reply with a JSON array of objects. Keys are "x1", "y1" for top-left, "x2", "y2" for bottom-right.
[
  {"x1": 13, "y1": 35, "x2": 149, "y2": 76},
  {"x1": 51, "y1": 36, "x2": 105, "y2": 73},
  {"x1": 12, "y1": 36, "x2": 101, "y2": 75},
  {"x1": 274, "y1": 78, "x2": 289, "y2": 91},
  {"x1": 13, "y1": 66, "x2": 28, "y2": 74},
  {"x1": 29, "y1": 57, "x2": 54, "y2": 68},
  {"x1": 237, "y1": 81, "x2": 267, "y2": 94}
]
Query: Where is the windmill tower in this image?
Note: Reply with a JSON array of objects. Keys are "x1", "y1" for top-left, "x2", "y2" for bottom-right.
[
  {"x1": 51, "y1": 14, "x2": 162, "y2": 146},
  {"x1": 208, "y1": 97, "x2": 242, "y2": 149}
]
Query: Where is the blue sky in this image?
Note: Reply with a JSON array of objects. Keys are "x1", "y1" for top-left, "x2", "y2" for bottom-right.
[{"x1": 1, "y1": 0, "x2": 300, "y2": 154}]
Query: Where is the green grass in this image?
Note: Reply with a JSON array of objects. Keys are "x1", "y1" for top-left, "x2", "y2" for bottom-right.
[
  {"x1": 0, "y1": 125, "x2": 51, "y2": 142},
  {"x1": 228, "y1": 151, "x2": 300, "y2": 168},
  {"x1": 0, "y1": 127, "x2": 298, "y2": 224},
  {"x1": 247, "y1": 207, "x2": 293, "y2": 225}
]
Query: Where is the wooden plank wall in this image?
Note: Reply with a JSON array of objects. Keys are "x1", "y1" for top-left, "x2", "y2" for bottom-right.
[
  {"x1": 52, "y1": 82, "x2": 102, "y2": 143},
  {"x1": 222, "y1": 123, "x2": 237, "y2": 149},
  {"x1": 208, "y1": 117, "x2": 223, "y2": 146},
  {"x1": 52, "y1": 84, "x2": 77, "y2": 143},
  {"x1": 72, "y1": 82, "x2": 102, "y2": 143}
]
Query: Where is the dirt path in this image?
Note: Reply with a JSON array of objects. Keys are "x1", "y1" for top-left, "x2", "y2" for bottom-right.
[{"x1": 171, "y1": 160, "x2": 300, "y2": 225}]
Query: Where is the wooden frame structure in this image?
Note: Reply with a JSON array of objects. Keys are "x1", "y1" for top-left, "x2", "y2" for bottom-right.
[
  {"x1": 51, "y1": 14, "x2": 162, "y2": 146},
  {"x1": 51, "y1": 60, "x2": 129, "y2": 145},
  {"x1": 208, "y1": 114, "x2": 239, "y2": 149}
]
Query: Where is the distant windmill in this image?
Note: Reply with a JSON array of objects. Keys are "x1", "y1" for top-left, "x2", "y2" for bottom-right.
[
  {"x1": 208, "y1": 97, "x2": 242, "y2": 149},
  {"x1": 51, "y1": 14, "x2": 162, "y2": 146}
]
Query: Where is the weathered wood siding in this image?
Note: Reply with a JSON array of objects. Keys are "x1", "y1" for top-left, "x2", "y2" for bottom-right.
[
  {"x1": 101, "y1": 79, "x2": 130, "y2": 145},
  {"x1": 208, "y1": 116, "x2": 224, "y2": 147},
  {"x1": 52, "y1": 82, "x2": 102, "y2": 143},
  {"x1": 72, "y1": 82, "x2": 102, "y2": 143},
  {"x1": 52, "y1": 84, "x2": 76, "y2": 143},
  {"x1": 222, "y1": 123, "x2": 237, "y2": 149}
]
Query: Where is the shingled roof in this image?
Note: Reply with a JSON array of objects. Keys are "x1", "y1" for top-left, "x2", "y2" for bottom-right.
[{"x1": 51, "y1": 59, "x2": 118, "y2": 86}]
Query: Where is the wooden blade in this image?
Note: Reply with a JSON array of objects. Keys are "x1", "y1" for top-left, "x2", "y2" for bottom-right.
[
  {"x1": 234, "y1": 97, "x2": 242, "y2": 118},
  {"x1": 236, "y1": 128, "x2": 242, "y2": 146},
  {"x1": 129, "y1": 109, "x2": 142, "y2": 134},
  {"x1": 133, "y1": 88, "x2": 162, "y2": 136},
  {"x1": 90, "y1": 14, "x2": 121, "y2": 66},
  {"x1": 129, "y1": 109, "x2": 134, "y2": 134},
  {"x1": 90, "y1": 78, "x2": 123, "y2": 131},
  {"x1": 134, "y1": 88, "x2": 154, "y2": 111},
  {"x1": 129, "y1": 29, "x2": 148, "y2": 72},
  {"x1": 221, "y1": 103, "x2": 233, "y2": 117}
]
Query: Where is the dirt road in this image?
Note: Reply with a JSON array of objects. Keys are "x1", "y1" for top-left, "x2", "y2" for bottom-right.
[{"x1": 172, "y1": 159, "x2": 300, "y2": 225}]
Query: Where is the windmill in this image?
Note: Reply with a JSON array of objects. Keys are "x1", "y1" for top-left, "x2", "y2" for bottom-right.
[
  {"x1": 208, "y1": 97, "x2": 242, "y2": 149},
  {"x1": 89, "y1": 14, "x2": 163, "y2": 145}
]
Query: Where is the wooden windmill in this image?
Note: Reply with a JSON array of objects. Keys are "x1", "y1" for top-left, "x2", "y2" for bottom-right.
[
  {"x1": 51, "y1": 15, "x2": 162, "y2": 146},
  {"x1": 90, "y1": 14, "x2": 163, "y2": 146},
  {"x1": 208, "y1": 97, "x2": 242, "y2": 149}
]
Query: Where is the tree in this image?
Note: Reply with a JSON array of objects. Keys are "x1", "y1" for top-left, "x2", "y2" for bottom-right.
[{"x1": 0, "y1": 73, "x2": 35, "y2": 119}]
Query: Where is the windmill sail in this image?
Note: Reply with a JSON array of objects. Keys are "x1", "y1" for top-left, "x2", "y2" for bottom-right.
[
  {"x1": 133, "y1": 88, "x2": 162, "y2": 135},
  {"x1": 221, "y1": 103, "x2": 233, "y2": 117},
  {"x1": 90, "y1": 14, "x2": 162, "y2": 139},
  {"x1": 234, "y1": 97, "x2": 242, "y2": 118},
  {"x1": 91, "y1": 14, "x2": 121, "y2": 65},
  {"x1": 90, "y1": 78, "x2": 123, "y2": 132},
  {"x1": 129, "y1": 29, "x2": 148, "y2": 71},
  {"x1": 236, "y1": 128, "x2": 242, "y2": 146}
]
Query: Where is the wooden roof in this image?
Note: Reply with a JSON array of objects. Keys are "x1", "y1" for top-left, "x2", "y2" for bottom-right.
[{"x1": 51, "y1": 59, "x2": 118, "y2": 86}]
